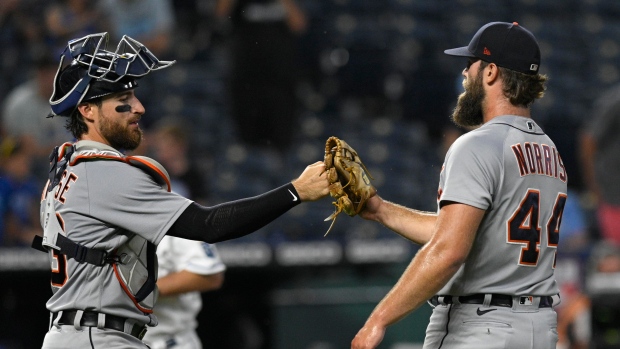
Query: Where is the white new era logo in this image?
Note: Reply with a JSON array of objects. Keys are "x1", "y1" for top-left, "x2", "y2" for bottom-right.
[{"x1": 530, "y1": 64, "x2": 538, "y2": 71}]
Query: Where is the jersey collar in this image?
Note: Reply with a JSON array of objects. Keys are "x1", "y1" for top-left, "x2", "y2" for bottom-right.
[{"x1": 483, "y1": 115, "x2": 545, "y2": 135}]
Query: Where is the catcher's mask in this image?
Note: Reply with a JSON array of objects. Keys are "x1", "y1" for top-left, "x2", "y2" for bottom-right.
[{"x1": 49, "y1": 32, "x2": 175, "y2": 117}]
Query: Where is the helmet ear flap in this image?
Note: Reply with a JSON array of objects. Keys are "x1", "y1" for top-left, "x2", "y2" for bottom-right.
[
  {"x1": 48, "y1": 33, "x2": 107, "y2": 117},
  {"x1": 49, "y1": 56, "x2": 94, "y2": 117}
]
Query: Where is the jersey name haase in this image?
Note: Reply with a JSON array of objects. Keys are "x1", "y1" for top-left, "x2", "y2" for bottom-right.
[{"x1": 50, "y1": 170, "x2": 79, "y2": 204}]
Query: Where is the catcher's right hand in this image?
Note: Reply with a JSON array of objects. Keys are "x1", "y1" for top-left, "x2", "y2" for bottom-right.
[{"x1": 323, "y1": 136, "x2": 376, "y2": 236}]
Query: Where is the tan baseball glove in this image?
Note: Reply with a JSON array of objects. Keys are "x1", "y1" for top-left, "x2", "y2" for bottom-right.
[{"x1": 323, "y1": 136, "x2": 376, "y2": 236}]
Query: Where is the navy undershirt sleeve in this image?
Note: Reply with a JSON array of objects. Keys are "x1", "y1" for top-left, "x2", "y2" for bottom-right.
[{"x1": 167, "y1": 183, "x2": 301, "y2": 243}]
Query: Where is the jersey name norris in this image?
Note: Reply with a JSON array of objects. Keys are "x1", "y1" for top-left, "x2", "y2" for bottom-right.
[{"x1": 511, "y1": 142, "x2": 567, "y2": 182}]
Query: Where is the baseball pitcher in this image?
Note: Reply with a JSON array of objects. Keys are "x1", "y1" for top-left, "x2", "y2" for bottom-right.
[{"x1": 351, "y1": 22, "x2": 566, "y2": 349}]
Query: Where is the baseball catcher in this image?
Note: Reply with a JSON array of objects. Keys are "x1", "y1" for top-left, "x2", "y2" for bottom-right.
[
  {"x1": 323, "y1": 136, "x2": 376, "y2": 236},
  {"x1": 32, "y1": 31, "x2": 330, "y2": 349}
]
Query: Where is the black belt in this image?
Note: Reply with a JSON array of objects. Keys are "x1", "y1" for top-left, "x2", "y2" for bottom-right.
[
  {"x1": 55, "y1": 310, "x2": 147, "y2": 340},
  {"x1": 430, "y1": 294, "x2": 553, "y2": 308}
]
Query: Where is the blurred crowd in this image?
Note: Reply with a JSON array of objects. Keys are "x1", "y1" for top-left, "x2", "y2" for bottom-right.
[
  {"x1": 1, "y1": 1, "x2": 620, "y2": 348},
  {"x1": 0, "y1": 0, "x2": 311, "y2": 246},
  {"x1": 0, "y1": 0, "x2": 183, "y2": 248}
]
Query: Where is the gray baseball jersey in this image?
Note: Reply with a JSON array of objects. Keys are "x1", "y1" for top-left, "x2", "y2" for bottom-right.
[
  {"x1": 40, "y1": 141, "x2": 192, "y2": 326},
  {"x1": 143, "y1": 237, "x2": 226, "y2": 348},
  {"x1": 437, "y1": 115, "x2": 567, "y2": 296}
]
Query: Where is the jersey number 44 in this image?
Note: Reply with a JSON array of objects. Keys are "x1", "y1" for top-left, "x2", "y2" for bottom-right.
[{"x1": 507, "y1": 189, "x2": 566, "y2": 268}]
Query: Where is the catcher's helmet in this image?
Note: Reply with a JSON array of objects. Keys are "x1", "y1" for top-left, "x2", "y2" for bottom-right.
[{"x1": 49, "y1": 32, "x2": 175, "y2": 117}]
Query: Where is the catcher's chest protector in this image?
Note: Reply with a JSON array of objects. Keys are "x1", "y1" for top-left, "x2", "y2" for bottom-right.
[{"x1": 39, "y1": 141, "x2": 171, "y2": 313}]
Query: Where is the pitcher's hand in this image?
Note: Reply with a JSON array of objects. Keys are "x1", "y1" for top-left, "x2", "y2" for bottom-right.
[{"x1": 351, "y1": 323, "x2": 385, "y2": 349}]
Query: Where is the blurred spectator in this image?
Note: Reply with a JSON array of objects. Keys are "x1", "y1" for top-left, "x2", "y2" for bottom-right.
[
  {"x1": 8, "y1": 0, "x2": 48, "y2": 45},
  {"x1": 0, "y1": 0, "x2": 23, "y2": 92},
  {"x1": 0, "y1": 0, "x2": 21, "y2": 31},
  {"x1": 559, "y1": 189, "x2": 590, "y2": 253},
  {"x1": 143, "y1": 117, "x2": 225, "y2": 349},
  {"x1": 589, "y1": 242, "x2": 620, "y2": 275},
  {"x1": 0, "y1": 137, "x2": 42, "y2": 247},
  {"x1": 439, "y1": 125, "x2": 462, "y2": 158},
  {"x1": 585, "y1": 242, "x2": 620, "y2": 349},
  {"x1": 556, "y1": 282, "x2": 591, "y2": 349},
  {"x1": 555, "y1": 257, "x2": 591, "y2": 349},
  {"x1": 44, "y1": 0, "x2": 104, "y2": 55},
  {"x1": 1, "y1": 49, "x2": 72, "y2": 180},
  {"x1": 215, "y1": 0, "x2": 307, "y2": 153},
  {"x1": 0, "y1": 0, "x2": 49, "y2": 101},
  {"x1": 579, "y1": 83, "x2": 620, "y2": 245},
  {"x1": 147, "y1": 118, "x2": 210, "y2": 205},
  {"x1": 170, "y1": 0, "x2": 215, "y2": 60},
  {"x1": 97, "y1": 0, "x2": 176, "y2": 56}
]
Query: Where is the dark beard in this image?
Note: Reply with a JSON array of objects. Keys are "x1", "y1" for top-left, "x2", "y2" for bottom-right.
[
  {"x1": 451, "y1": 70, "x2": 485, "y2": 128},
  {"x1": 99, "y1": 111, "x2": 142, "y2": 150}
]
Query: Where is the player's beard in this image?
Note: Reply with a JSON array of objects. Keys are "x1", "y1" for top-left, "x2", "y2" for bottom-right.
[
  {"x1": 99, "y1": 110, "x2": 142, "y2": 150},
  {"x1": 451, "y1": 69, "x2": 485, "y2": 128}
]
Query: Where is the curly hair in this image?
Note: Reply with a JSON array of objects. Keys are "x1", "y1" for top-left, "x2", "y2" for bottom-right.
[{"x1": 479, "y1": 60, "x2": 548, "y2": 108}]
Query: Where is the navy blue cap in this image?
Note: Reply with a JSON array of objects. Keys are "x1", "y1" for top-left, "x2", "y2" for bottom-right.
[{"x1": 444, "y1": 22, "x2": 541, "y2": 75}]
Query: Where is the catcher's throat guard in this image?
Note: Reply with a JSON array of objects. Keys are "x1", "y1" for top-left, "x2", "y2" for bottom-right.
[
  {"x1": 36, "y1": 141, "x2": 172, "y2": 313},
  {"x1": 49, "y1": 32, "x2": 175, "y2": 117},
  {"x1": 323, "y1": 136, "x2": 376, "y2": 236}
]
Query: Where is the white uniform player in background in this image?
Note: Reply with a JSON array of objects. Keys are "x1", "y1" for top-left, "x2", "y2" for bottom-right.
[
  {"x1": 351, "y1": 22, "x2": 566, "y2": 349},
  {"x1": 143, "y1": 238, "x2": 226, "y2": 349}
]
